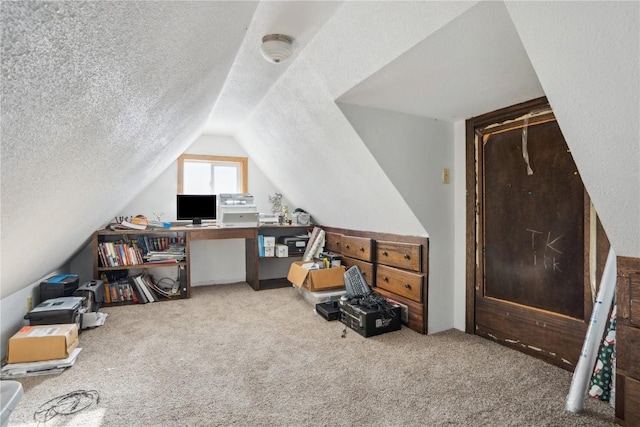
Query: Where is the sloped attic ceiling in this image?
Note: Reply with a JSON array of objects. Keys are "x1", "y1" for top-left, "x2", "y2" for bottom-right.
[
  {"x1": 1, "y1": 1, "x2": 258, "y2": 298},
  {"x1": 211, "y1": 0, "x2": 639, "y2": 258}
]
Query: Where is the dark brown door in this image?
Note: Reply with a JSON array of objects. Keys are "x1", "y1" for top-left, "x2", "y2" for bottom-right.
[{"x1": 466, "y1": 98, "x2": 607, "y2": 370}]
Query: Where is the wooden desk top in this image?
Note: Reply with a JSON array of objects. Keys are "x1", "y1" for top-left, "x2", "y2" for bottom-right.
[{"x1": 97, "y1": 223, "x2": 312, "y2": 236}]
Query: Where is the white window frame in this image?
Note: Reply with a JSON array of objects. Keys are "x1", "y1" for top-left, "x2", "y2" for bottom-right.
[{"x1": 177, "y1": 154, "x2": 248, "y2": 194}]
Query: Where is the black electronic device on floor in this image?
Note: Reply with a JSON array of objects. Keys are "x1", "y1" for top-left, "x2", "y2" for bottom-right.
[
  {"x1": 316, "y1": 301, "x2": 341, "y2": 321},
  {"x1": 74, "y1": 280, "x2": 105, "y2": 312},
  {"x1": 339, "y1": 301, "x2": 401, "y2": 337},
  {"x1": 39, "y1": 274, "x2": 79, "y2": 302},
  {"x1": 338, "y1": 292, "x2": 401, "y2": 337},
  {"x1": 25, "y1": 296, "x2": 85, "y2": 329}
]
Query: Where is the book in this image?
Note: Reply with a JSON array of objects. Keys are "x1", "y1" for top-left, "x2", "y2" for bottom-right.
[
  {"x1": 128, "y1": 275, "x2": 148, "y2": 303},
  {"x1": 258, "y1": 234, "x2": 265, "y2": 257},
  {"x1": 120, "y1": 220, "x2": 147, "y2": 230},
  {"x1": 143, "y1": 275, "x2": 171, "y2": 299},
  {"x1": 147, "y1": 220, "x2": 171, "y2": 229},
  {"x1": 100, "y1": 273, "x2": 111, "y2": 304}
]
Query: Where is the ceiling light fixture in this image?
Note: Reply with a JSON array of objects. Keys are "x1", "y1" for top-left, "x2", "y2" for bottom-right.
[{"x1": 260, "y1": 34, "x2": 293, "y2": 64}]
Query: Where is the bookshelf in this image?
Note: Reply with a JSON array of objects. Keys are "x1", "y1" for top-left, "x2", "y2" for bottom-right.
[
  {"x1": 257, "y1": 225, "x2": 310, "y2": 289},
  {"x1": 92, "y1": 228, "x2": 188, "y2": 305},
  {"x1": 92, "y1": 224, "x2": 312, "y2": 305}
]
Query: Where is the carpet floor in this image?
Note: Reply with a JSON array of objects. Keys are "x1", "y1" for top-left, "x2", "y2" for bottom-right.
[{"x1": 7, "y1": 283, "x2": 616, "y2": 426}]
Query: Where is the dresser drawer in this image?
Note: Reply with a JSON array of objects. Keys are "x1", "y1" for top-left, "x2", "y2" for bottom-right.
[
  {"x1": 341, "y1": 235, "x2": 373, "y2": 262},
  {"x1": 376, "y1": 264, "x2": 423, "y2": 303},
  {"x1": 325, "y1": 232, "x2": 343, "y2": 254},
  {"x1": 620, "y1": 375, "x2": 640, "y2": 427},
  {"x1": 618, "y1": 323, "x2": 640, "y2": 379},
  {"x1": 376, "y1": 240, "x2": 422, "y2": 272},
  {"x1": 618, "y1": 272, "x2": 640, "y2": 327},
  {"x1": 341, "y1": 256, "x2": 375, "y2": 287},
  {"x1": 374, "y1": 287, "x2": 425, "y2": 334}
]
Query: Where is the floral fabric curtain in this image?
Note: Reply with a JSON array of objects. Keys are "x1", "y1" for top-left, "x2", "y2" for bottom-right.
[{"x1": 588, "y1": 305, "x2": 616, "y2": 403}]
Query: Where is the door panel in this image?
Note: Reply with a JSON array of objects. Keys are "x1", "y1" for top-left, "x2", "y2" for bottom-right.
[
  {"x1": 466, "y1": 97, "x2": 607, "y2": 370},
  {"x1": 483, "y1": 120, "x2": 585, "y2": 318}
]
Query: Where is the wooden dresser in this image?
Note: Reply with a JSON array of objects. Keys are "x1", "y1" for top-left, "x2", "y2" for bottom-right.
[
  {"x1": 323, "y1": 226, "x2": 429, "y2": 334},
  {"x1": 616, "y1": 256, "x2": 640, "y2": 426}
]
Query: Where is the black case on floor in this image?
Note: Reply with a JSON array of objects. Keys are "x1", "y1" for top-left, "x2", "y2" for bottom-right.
[
  {"x1": 39, "y1": 274, "x2": 79, "y2": 303},
  {"x1": 316, "y1": 301, "x2": 341, "y2": 321},
  {"x1": 339, "y1": 299, "x2": 401, "y2": 337},
  {"x1": 74, "y1": 280, "x2": 105, "y2": 312},
  {"x1": 25, "y1": 296, "x2": 85, "y2": 328}
]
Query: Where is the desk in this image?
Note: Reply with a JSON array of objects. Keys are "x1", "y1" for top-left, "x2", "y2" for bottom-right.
[
  {"x1": 186, "y1": 226, "x2": 258, "y2": 294},
  {"x1": 93, "y1": 224, "x2": 311, "y2": 300}
]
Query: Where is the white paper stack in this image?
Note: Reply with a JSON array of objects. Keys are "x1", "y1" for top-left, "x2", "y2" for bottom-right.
[{"x1": 1, "y1": 348, "x2": 82, "y2": 379}]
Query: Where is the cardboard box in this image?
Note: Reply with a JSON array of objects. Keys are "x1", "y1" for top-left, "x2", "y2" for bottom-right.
[
  {"x1": 264, "y1": 247, "x2": 275, "y2": 257},
  {"x1": 263, "y1": 236, "x2": 275, "y2": 247},
  {"x1": 287, "y1": 261, "x2": 345, "y2": 291},
  {"x1": 7, "y1": 324, "x2": 79, "y2": 363},
  {"x1": 275, "y1": 243, "x2": 288, "y2": 258}
]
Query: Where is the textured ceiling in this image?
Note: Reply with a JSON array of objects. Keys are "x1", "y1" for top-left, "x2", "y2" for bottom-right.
[{"x1": 0, "y1": 1, "x2": 258, "y2": 298}]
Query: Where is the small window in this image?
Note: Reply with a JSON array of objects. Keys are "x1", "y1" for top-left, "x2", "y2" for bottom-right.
[{"x1": 178, "y1": 154, "x2": 247, "y2": 194}]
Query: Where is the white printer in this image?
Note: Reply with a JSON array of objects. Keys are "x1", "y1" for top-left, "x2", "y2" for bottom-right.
[{"x1": 217, "y1": 194, "x2": 259, "y2": 228}]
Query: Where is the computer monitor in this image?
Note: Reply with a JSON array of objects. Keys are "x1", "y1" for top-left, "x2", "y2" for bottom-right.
[{"x1": 176, "y1": 194, "x2": 217, "y2": 226}]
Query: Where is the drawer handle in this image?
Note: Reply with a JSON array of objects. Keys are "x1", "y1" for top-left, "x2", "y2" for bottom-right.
[
  {"x1": 404, "y1": 283, "x2": 411, "y2": 289},
  {"x1": 403, "y1": 253, "x2": 410, "y2": 260},
  {"x1": 383, "y1": 276, "x2": 389, "y2": 282},
  {"x1": 345, "y1": 244, "x2": 350, "y2": 249},
  {"x1": 359, "y1": 247, "x2": 365, "y2": 252},
  {"x1": 381, "y1": 251, "x2": 388, "y2": 256}
]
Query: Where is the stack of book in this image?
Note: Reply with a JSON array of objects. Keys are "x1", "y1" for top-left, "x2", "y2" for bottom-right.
[
  {"x1": 98, "y1": 238, "x2": 185, "y2": 267},
  {"x1": 127, "y1": 273, "x2": 180, "y2": 303},
  {"x1": 143, "y1": 243, "x2": 186, "y2": 264},
  {"x1": 100, "y1": 273, "x2": 180, "y2": 304}
]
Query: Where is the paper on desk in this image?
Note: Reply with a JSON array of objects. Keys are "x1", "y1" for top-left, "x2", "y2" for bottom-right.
[{"x1": 1, "y1": 348, "x2": 82, "y2": 379}]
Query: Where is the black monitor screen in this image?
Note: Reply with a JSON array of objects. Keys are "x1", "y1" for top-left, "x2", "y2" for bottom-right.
[{"x1": 177, "y1": 194, "x2": 217, "y2": 225}]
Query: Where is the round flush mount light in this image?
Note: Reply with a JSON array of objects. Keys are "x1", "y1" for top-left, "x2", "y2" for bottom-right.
[{"x1": 260, "y1": 34, "x2": 294, "y2": 64}]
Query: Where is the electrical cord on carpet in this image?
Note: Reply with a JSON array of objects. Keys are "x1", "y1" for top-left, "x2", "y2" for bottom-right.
[{"x1": 34, "y1": 389, "x2": 100, "y2": 424}]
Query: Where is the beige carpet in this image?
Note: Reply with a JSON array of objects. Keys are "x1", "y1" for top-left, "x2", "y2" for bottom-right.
[{"x1": 7, "y1": 283, "x2": 615, "y2": 426}]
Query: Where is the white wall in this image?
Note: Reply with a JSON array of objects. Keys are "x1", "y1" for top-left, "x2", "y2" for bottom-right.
[
  {"x1": 72, "y1": 134, "x2": 288, "y2": 287},
  {"x1": 452, "y1": 120, "x2": 467, "y2": 331},
  {"x1": 338, "y1": 103, "x2": 454, "y2": 334},
  {"x1": 505, "y1": 1, "x2": 640, "y2": 258}
]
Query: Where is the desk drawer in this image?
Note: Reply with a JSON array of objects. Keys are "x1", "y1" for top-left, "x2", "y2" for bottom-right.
[
  {"x1": 376, "y1": 241, "x2": 421, "y2": 272},
  {"x1": 325, "y1": 232, "x2": 343, "y2": 253},
  {"x1": 341, "y1": 256, "x2": 375, "y2": 287},
  {"x1": 341, "y1": 236, "x2": 373, "y2": 262},
  {"x1": 376, "y1": 264, "x2": 423, "y2": 303}
]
